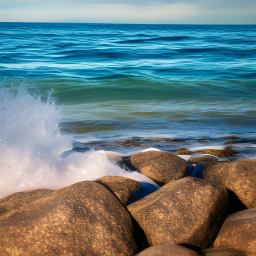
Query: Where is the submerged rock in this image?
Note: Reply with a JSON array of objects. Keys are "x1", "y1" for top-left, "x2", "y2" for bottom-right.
[
  {"x1": 213, "y1": 208, "x2": 256, "y2": 256},
  {"x1": 203, "y1": 159, "x2": 256, "y2": 209},
  {"x1": 177, "y1": 148, "x2": 194, "y2": 155},
  {"x1": 0, "y1": 181, "x2": 138, "y2": 256},
  {"x1": 135, "y1": 244, "x2": 199, "y2": 256},
  {"x1": 96, "y1": 175, "x2": 145, "y2": 205},
  {"x1": 127, "y1": 177, "x2": 228, "y2": 249},
  {"x1": 177, "y1": 148, "x2": 235, "y2": 158},
  {"x1": 151, "y1": 137, "x2": 173, "y2": 142},
  {"x1": 130, "y1": 151, "x2": 187, "y2": 185}
]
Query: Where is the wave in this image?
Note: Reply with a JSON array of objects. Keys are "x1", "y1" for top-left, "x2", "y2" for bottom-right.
[{"x1": 0, "y1": 83, "x2": 158, "y2": 198}]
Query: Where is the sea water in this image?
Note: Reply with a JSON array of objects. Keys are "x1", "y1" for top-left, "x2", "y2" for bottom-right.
[{"x1": 0, "y1": 23, "x2": 256, "y2": 197}]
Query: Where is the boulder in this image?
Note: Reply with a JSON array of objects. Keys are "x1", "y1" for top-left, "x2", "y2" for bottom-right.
[
  {"x1": 0, "y1": 181, "x2": 138, "y2": 255},
  {"x1": 194, "y1": 148, "x2": 235, "y2": 158},
  {"x1": 199, "y1": 247, "x2": 245, "y2": 256},
  {"x1": 127, "y1": 177, "x2": 228, "y2": 249},
  {"x1": 187, "y1": 155, "x2": 220, "y2": 168},
  {"x1": 203, "y1": 159, "x2": 256, "y2": 209},
  {"x1": 177, "y1": 148, "x2": 235, "y2": 158},
  {"x1": 177, "y1": 148, "x2": 193, "y2": 155},
  {"x1": 135, "y1": 244, "x2": 199, "y2": 256},
  {"x1": 0, "y1": 189, "x2": 54, "y2": 217},
  {"x1": 96, "y1": 176, "x2": 145, "y2": 205},
  {"x1": 130, "y1": 151, "x2": 187, "y2": 185},
  {"x1": 213, "y1": 208, "x2": 256, "y2": 256}
]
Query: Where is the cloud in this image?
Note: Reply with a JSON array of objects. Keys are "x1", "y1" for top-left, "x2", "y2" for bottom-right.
[{"x1": 0, "y1": 0, "x2": 256, "y2": 23}]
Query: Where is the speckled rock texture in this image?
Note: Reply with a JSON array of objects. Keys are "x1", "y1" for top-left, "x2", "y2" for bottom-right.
[
  {"x1": 0, "y1": 181, "x2": 138, "y2": 256},
  {"x1": 213, "y1": 208, "x2": 256, "y2": 256},
  {"x1": 177, "y1": 148, "x2": 235, "y2": 158},
  {"x1": 203, "y1": 160, "x2": 256, "y2": 209},
  {"x1": 96, "y1": 175, "x2": 144, "y2": 205},
  {"x1": 135, "y1": 244, "x2": 199, "y2": 256},
  {"x1": 127, "y1": 177, "x2": 228, "y2": 249},
  {"x1": 187, "y1": 155, "x2": 221, "y2": 168},
  {"x1": 0, "y1": 189, "x2": 54, "y2": 215},
  {"x1": 130, "y1": 151, "x2": 187, "y2": 185},
  {"x1": 199, "y1": 247, "x2": 246, "y2": 256}
]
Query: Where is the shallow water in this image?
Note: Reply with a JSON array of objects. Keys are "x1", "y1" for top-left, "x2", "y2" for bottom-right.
[{"x1": 0, "y1": 23, "x2": 256, "y2": 197}]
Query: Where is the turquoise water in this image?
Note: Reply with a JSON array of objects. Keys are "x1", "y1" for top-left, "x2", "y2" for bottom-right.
[
  {"x1": 1, "y1": 23, "x2": 256, "y2": 142},
  {"x1": 1, "y1": 22, "x2": 256, "y2": 197}
]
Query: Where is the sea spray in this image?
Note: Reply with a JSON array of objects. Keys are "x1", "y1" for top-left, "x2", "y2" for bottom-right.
[{"x1": 0, "y1": 83, "x2": 159, "y2": 198}]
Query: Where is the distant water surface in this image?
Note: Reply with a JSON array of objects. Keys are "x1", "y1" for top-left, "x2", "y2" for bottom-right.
[{"x1": 0, "y1": 22, "x2": 256, "y2": 145}]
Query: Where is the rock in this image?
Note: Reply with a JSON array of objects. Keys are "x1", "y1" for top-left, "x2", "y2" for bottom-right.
[
  {"x1": 123, "y1": 140, "x2": 134, "y2": 147},
  {"x1": 0, "y1": 189, "x2": 54, "y2": 217},
  {"x1": 135, "y1": 244, "x2": 199, "y2": 256},
  {"x1": 222, "y1": 135, "x2": 242, "y2": 140},
  {"x1": 213, "y1": 208, "x2": 256, "y2": 256},
  {"x1": 130, "y1": 151, "x2": 187, "y2": 185},
  {"x1": 127, "y1": 177, "x2": 228, "y2": 249},
  {"x1": 199, "y1": 247, "x2": 245, "y2": 256},
  {"x1": 203, "y1": 159, "x2": 256, "y2": 209},
  {"x1": 96, "y1": 176, "x2": 145, "y2": 205},
  {"x1": 177, "y1": 148, "x2": 193, "y2": 155},
  {"x1": 113, "y1": 140, "x2": 134, "y2": 147},
  {"x1": 152, "y1": 137, "x2": 173, "y2": 142},
  {"x1": 106, "y1": 152, "x2": 124, "y2": 162},
  {"x1": 177, "y1": 148, "x2": 235, "y2": 158},
  {"x1": 187, "y1": 155, "x2": 220, "y2": 168},
  {"x1": 224, "y1": 141, "x2": 237, "y2": 145},
  {"x1": 0, "y1": 181, "x2": 138, "y2": 255},
  {"x1": 194, "y1": 148, "x2": 235, "y2": 158}
]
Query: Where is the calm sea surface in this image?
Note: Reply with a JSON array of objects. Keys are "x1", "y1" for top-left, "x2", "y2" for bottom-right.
[{"x1": 1, "y1": 23, "x2": 256, "y2": 153}]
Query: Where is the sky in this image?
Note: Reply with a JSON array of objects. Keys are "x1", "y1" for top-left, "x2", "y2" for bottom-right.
[{"x1": 0, "y1": 0, "x2": 256, "y2": 24}]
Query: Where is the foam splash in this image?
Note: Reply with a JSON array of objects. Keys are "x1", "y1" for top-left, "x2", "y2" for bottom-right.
[{"x1": 0, "y1": 84, "x2": 159, "y2": 198}]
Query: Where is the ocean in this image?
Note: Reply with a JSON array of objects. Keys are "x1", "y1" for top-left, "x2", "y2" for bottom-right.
[{"x1": 0, "y1": 22, "x2": 256, "y2": 197}]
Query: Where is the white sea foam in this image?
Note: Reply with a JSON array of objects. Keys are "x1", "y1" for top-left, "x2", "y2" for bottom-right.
[
  {"x1": 0, "y1": 84, "x2": 159, "y2": 198},
  {"x1": 189, "y1": 145, "x2": 226, "y2": 151}
]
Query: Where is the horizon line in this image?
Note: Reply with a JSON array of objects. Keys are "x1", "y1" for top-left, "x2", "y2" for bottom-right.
[{"x1": 1, "y1": 22, "x2": 256, "y2": 25}]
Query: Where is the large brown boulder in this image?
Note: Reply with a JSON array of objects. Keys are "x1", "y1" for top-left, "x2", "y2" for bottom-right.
[
  {"x1": 130, "y1": 151, "x2": 187, "y2": 185},
  {"x1": 213, "y1": 208, "x2": 256, "y2": 256},
  {"x1": 127, "y1": 177, "x2": 228, "y2": 249},
  {"x1": 135, "y1": 244, "x2": 199, "y2": 256},
  {"x1": 0, "y1": 189, "x2": 54, "y2": 216},
  {"x1": 96, "y1": 176, "x2": 145, "y2": 205},
  {"x1": 203, "y1": 160, "x2": 256, "y2": 209},
  {"x1": 0, "y1": 181, "x2": 138, "y2": 256},
  {"x1": 199, "y1": 247, "x2": 245, "y2": 256}
]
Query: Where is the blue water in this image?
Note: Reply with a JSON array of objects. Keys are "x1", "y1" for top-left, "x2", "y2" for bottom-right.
[{"x1": 1, "y1": 22, "x2": 256, "y2": 146}]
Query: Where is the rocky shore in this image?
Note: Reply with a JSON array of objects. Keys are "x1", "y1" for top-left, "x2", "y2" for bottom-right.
[{"x1": 1, "y1": 148, "x2": 256, "y2": 255}]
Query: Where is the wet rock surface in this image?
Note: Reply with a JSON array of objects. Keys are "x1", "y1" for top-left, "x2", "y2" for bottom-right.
[
  {"x1": 127, "y1": 177, "x2": 228, "y2": 249},
  {"x1": 178, "y1": 147, "x2": 236, "y2": 158},
  {"x1": 130, "y1": 151, "x2": 187, "y2": 185},
  {"x1": 1, "y1": 143, "x2": 256, "y2": 255},
  {"x1": 0, "y1": 181, "x2": 138, "y2": 256}
]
